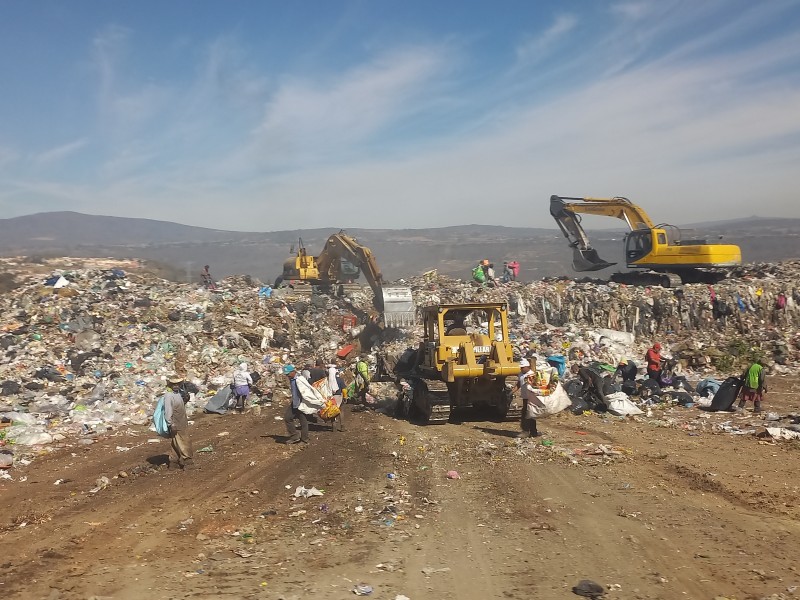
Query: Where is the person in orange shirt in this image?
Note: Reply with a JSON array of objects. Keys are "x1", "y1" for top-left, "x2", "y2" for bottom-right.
[{"x1": 645, "y1": 342, "x2": 662, "y2": 381}]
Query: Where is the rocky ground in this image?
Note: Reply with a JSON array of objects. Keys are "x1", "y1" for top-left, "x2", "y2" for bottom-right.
[{"x1": 1, "y1": 376, "x2": 799, "y2": 600}]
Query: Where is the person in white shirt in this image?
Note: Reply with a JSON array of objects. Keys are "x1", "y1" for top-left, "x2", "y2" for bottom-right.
[{"x1": 232, "y1": 363, "x2": 253, "y2": 413}]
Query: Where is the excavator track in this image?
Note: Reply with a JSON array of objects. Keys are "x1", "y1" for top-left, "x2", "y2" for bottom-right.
[
  {"x1": 610, "y1": 271, "x2": 681, "y2": 288},
  {"x1": 410, "y1": 378, "x2": 451, "y2": 424}
]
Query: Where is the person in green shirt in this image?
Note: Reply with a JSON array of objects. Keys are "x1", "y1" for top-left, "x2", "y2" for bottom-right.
[
  {"x1": 354, "y1": 356, "x2": 371, "y2": 403},
  {"x1": 737, "y1": 360, "x2": 767, "y2": 413}
]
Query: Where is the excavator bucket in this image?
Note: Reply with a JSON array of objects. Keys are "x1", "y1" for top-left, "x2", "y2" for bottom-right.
[
  {"x1": 572, "y1": 247, "x2": 616, "y2": 272},
  {"x1": 381, "y1": 287, "x2": 416, "y2": 328}
]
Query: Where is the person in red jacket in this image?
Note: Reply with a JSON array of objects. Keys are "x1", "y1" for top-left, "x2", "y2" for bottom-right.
[{"x1": 645, "y1": 342, "x2": 662, "y2": 381}]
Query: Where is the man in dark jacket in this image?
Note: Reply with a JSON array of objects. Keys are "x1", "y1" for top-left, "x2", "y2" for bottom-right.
[{"x1": 572, "y1": 363, "x2": 609, "y2": 409}]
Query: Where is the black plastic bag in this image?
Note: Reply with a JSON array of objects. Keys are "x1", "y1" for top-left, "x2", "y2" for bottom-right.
[{"x1": 708, "y1": 376, "x2": 743, "y2": 412}]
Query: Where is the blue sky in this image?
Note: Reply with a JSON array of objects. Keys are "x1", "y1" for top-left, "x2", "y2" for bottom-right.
[{"x1": 1, "y1": 0, "x2": 799, "y2": 231}]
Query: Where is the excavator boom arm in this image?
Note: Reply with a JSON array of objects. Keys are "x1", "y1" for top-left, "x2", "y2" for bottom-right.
[
  {"x1": 549, "y1": 195, "x2": 656, "y2": 272},
  {"x1": 315, "y1": 231, "x2": 384, "y2": 293}
]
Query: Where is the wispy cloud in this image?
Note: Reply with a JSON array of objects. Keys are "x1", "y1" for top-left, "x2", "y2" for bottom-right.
[
  {"x1": 238, "y1": 46, "x2": 450, "y2": 169},
  {"x1": 5, "y1": 3, "x2": 800, "y2": 229},
  {"x1": 610, "y1": 2, "x2": 655, "y2": 21},
  {"x1": 92, "y1": 25, "x2": 173, "y2": 136},
  {"x1": 516, "y1": 14, "x2": 578, "y2": 63},
  {"x1": 0, "y1": 144, "x2": 18, "y2": 168},
  {"x1": 34, "y1": 138, "x2": 88, "y2": 165}
]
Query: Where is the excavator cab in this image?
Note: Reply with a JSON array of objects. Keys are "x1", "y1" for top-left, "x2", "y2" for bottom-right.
[
  {"x1": 337, "y1": 258, "x2": 361, "y2": 282},
  {"x1": 624, "y1": 230, "x2": 653, "y2": 263}
]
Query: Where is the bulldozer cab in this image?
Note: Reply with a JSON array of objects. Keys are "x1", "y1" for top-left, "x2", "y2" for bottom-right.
[{"x1": 419, "y1": 303, "x2": 518, "y2": 382}]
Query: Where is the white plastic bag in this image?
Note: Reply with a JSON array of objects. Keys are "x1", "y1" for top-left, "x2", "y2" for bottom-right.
[
  {"x1": 605, "y1": 391, "x2": 644, "y2": 416},
  {"x1": 525, "y1": 383, "x2": 572, "y2": 418}
]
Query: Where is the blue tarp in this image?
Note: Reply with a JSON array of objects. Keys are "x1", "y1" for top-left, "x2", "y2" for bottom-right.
[{"x1": 546, "y1": 355, "x2": 567, "y2": 378}]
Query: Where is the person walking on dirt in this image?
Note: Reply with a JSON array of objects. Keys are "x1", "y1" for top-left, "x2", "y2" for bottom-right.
[
  {"x1": 309, "y1": 359, "x2": 327, "y2": 384},
  {"x1": 231, "y1": 362, "x2": 252, "y2": 413},
  {"x1": 514, "y1": 357, "x2": 532, "y2": 396},
  {"x1": 164, "y1": 375, "x2": 193, "y2": 469},
  {"x1": 283, "y1": 364, "x2": 309, "y2": 444},
  {"x1": 354, "y1": 356, "x2": 371, "y2": 403},
  {"x1": 519, "y1": 364, "x2": 545, "y2": 438},
  {"x1": 517, "y1": 358, "x2": 540, "y2": 438},
  {"x1": 737, "y1": 360, "x2": 767, "y2": 414},
  {"x1": 645, "y1": 342, "x2": 662, "y2": 381},
  {"x1": 326, "y1": 360, "x2": 345, "y2": 432}
]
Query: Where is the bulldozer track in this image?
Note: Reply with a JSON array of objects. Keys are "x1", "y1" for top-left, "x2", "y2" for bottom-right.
[{"x1": 412, "y1": 378, "x2": 451, "y2": 423}]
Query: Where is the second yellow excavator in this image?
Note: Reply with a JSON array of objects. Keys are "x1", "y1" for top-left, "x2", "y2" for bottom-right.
[
  {"x1": 549, "y1": 195, "x2": 742, "y2": 287},
  {"x1": 276, "y1": 231, "x2": 415, "y2": 327}
]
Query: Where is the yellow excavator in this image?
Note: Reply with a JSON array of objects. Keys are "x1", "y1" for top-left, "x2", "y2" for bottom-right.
[
  {"x1": 549, "y1": 195, "x2": 742, "y2": 287},
  {"x1": 276, "y1": 231, "x2": 415, "y2": 327}
]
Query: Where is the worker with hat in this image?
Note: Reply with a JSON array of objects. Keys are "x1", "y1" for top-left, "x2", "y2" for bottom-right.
[
  {"x1": 520, "y1": 358, "x2": 546, "y2": 438},
  {"x1": 614, "y1": 358, "x2": 638, "y2": 384},
  {"x1": 283, "y1": 364, "x2": 309, "y2": 444},
  {"x1": 517, "y1": 357, "x2": 541, "y2": 438},
  {"x1": 645, "y1": 342, "x2": 663, "y2": 381},
  {"x1": 164, "y1": 374, "x2": 193, "y2": 469}
]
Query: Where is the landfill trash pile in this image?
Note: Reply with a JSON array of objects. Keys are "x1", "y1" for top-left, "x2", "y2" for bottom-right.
[
  {"x1": 0, "y1": 257, "x2": 386, "y2": 469},
  {"x1": 1, "y1": 256, "x2": 799, "y2": 473}
]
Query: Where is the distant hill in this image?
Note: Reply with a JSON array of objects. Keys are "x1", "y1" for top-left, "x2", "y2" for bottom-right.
[{"x1": 0, "y1": 212, "x2": 797, "y2": 283}]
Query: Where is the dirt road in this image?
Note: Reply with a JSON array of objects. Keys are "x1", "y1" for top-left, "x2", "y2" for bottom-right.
[{"x1": 2, "y1": 379, "x2": 800, "y2": 600}]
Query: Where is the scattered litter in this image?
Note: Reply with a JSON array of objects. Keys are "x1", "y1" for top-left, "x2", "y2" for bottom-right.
[
  {"x1": 572, "y1": 579, "x2": 605, "y2": 598},
  {"x1": 446, "y1": 470, "x2": 461, "y2": 480},
  {"x1": 353, "y1": 583, "x2": 374, "y2": 596},
  {"x1": 421, "y1": 566, "x2": 451, "y2": 576},
  {"x1": 294, "y1": 486, "x2": 324, "y2": 498}
]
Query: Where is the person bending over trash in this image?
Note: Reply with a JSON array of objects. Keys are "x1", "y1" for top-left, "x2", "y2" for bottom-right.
[
  {"x1": 613, "y1": 358, "x2": 637, "y2": 383},
  {"x1": 737, "y1": 360, "x2": 767, "y2": 414},
  {"x1": 572, "y1": 363, "x2": 609, "y2": 410},
  {"x1": 165, "y1": 375, "x2": 193, "y2": 469}
]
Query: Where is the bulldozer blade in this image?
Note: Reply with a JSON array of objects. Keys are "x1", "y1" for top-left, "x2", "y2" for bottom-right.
[
  {"x1": 572, "y1": 248, "x2": 616, "y2": 272},
  {"x1": 381, "y1": 287, "x2": 416, "y2": 328}
]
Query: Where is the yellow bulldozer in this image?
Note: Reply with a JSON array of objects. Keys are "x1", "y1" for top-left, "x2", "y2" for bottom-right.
[
  {"x1": 275, "y1": 231, "x2": 415, "y2": 327},
  {"x1": 549, "y1": 195, "x2": 742, "y2": 286},
  {"x1": 386, "y1": 302, "x2": 521, "y2": 423}
]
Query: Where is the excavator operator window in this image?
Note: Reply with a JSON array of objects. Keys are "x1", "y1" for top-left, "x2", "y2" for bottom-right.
[
  {"x1": 625, "y1": 231, "x2": 652, "y2": 262},
  {"x1": 339, "y1": 258, "x2": 360, "y2": 278}
]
